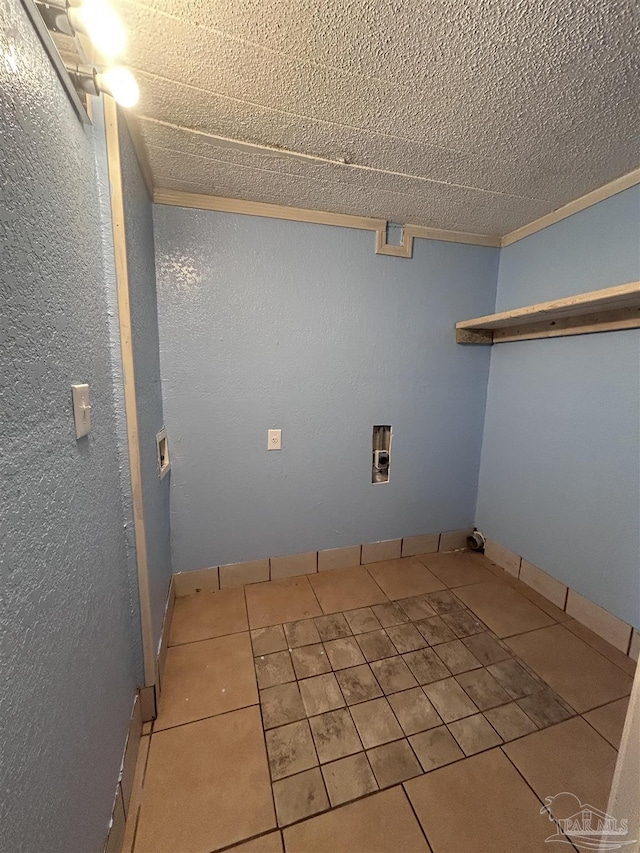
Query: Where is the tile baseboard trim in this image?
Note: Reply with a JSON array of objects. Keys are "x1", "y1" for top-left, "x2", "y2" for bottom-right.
[
  {"x1": 105, "y1": 573, "x2": 174, "y2": 849},
  {"x1": 483, "y1": 537, "x2": 637, "y2": 663},
  {"x1": 171, "y1": 528, "x2": 474, "y2": 597},
  {"x1": 103, "y1": 693, "x2": 143, "y2": 852}
]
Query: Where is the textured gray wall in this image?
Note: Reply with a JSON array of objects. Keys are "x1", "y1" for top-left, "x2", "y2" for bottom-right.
[
  {"x1": 118, "y1": 117, "x2": 172, "y2": 649},
  {"x1": 154, "y1": 207, "x2": 499, "y2": 572},
  {"x1": 477, "y1": 187, "x2": 640, "y2": 627},
  {"x1": 0, "y1": 2, "x2": 141, "y2": 850}
]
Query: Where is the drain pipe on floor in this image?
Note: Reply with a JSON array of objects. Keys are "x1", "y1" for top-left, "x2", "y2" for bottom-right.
[{"x1": 467, "y1": 529, "x2": 486, "y2": 551}]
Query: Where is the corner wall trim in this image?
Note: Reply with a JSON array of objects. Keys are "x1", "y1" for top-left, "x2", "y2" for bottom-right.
[
  {"x1": 104, "y1": 96, "x2": 156, "y2": 686},
  {"x1": 500, "y1": 167, "x2": 640, "y2": 247},
  {"x1": 152, "y1": 188, "x2": 502, "y2": 251}
]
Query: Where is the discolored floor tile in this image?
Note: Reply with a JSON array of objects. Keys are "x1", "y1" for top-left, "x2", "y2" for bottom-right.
[
  {"x1": 448, "y1": 713, "x2": 502, "y2": 755},
  {"x1": 246, "y1": 576, "x2": 322, "y2": 630},
  {"x1": 309, "y1": 708, "x2": 363, "y2": 763},
  {"x1": 261, "y1": 682, "x2": 306, "y2": 730},
  {"x1": 350, "y1": 697, "x2": 404, "y2": 748},
  {"x1": 425, "y1": 590, "x2": 466, "y2": 614},
  {"x1": 265, "y1": 720, "x2": 318, "y2": 780},
  {"x1": 344, "y1": 607, "x2": 382, "y2": 634},
  {"x1": 461, "y1": 631, "x2": 512, "y2": 665},
  {"x1": 414, "y1": 616, "x2": 457, "y2": 646},
  {"x1": 251, "y1": 625, "x2": 288, "y2": 656},
  {"x1": 386, "y1": 623, "x2": 427, "y2": 654},
  {"x1": 484, "y1": 702, "x2": 538, "y2": 741},
  {"x1": 487, "y1": 659, "x2": 544, "y2": 700},
  {"x1": 309, "y1": 566, "x2": 387, "y2": 613},
  {"x1": 134, "y1": 707, "x2": 275, "y2": 852},
  {"x1": 255, "y1": 650, "x2": 296, "y2": 689},
  {"x1": 315, "y1": 613, "x2": 352, "y2": 641},
  {"x1": 284, "y1": 618, "x2": 321, "y2": 648},
  {"x1": 170, "y1": 587, "x2": 248, "y2": 646},
  {"x1": 335, "y1": 664, "x2": 383, "y2": 705},
  {"x1": 324, "y1": 637, "x2": 366, "y2": 670},
  {"x1": 155, "y1": 633, "x2": 258, "y2": 731},
  {"x1": 367, "y1": 558, "x2": 445, "y2": 599},
  {"x1": 583, "y1": 697, "x2": 630, "y2": 749},
  {"x1": 299, "y1": 673, "x2": 345, "y2": 717},
  {"x1": 455, "y1": 667, "x2": 511, "y2": 710},
  {"x1": 409, "y1": 725, "x2": 464, "y2": 772},
  {"x1": 272, "y1": 767, "x2": 329, "y2": 827},
  {"x1": 424, "y1": 677, "x2": 478, "y2": 722},
  {"x1": 367, "y1": 739, "x2": 422, "y2": 787},
  {"x1": 405, "y1": 747, "x2": 553, "y2": 851},
  {"x1": 356, "y1": 629, "x2": 397, "y2": 662},
  {"x1": 433, "y1": 640, "x2": 482, "y2": 674},
  {"x1": 370, "y1": 656, "x2": 418, "y2": 694},
  {"x1": 506, "y1": 624, "x2": 633, "y2": 713},
  {"x1": 454, "y1": 581, "x2": 555, "y2": 638},
  {"x1": 403, "y1": 647, "x2": 451, "y2": 685},
  {"x1": 440, "y1": 609, "x2": 486, "y2": 638},
  {"x1": 387, "y1": 688, "x2": 441, "y2": 735},
  {"x1": 419, "y1": 551, "x2": 498, "y2": 587},
  {"x1": 397, "y1": 596, "x2": 436, "y2": 621},
  {"x1": 283, "y1": 786, "x2": 430, "y2": 853},
  {"x1": 290, "y1": 644, "x2": 331, "y2": 679},
  {"x1": 370, "y1": 601, "x2": 410, "y2": 628},
  {"x1": 517, "y1": 689, "x2": 574, "y2": 728},
  {"x1": 321, "y1": 752, "x2": 378, "y2": 807}
]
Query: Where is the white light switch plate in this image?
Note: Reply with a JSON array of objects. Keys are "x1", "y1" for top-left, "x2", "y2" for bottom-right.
[
  {"x1": 268, "y1": 429, "x2": 282, "y2": 450},
  {"x1": 71, "y1": 384, "x2": 91, "y2": 439}
]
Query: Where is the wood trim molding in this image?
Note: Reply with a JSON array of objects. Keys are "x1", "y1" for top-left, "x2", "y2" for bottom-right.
[
  {"x1": 407, "y1": 223, "x2": 501, "y2": 248},
  {"x1": 501, "y1": 168, "x2": 640, "y2": 247},
  {"x1": 153, "y1": 187, "x2": 502, "y2": 251},
  {"x1": 154, "y1": 187, "x2": 386, "y2": 232},
  {"x1": 375, "y1": 227, "x2": 414, "y2": 258},
  {"x1": 122, "y1": 113, "x2": 154, "y2": 201},
  {"x1": 104, "y1": 95, "x2": 156, "y2": 686}
]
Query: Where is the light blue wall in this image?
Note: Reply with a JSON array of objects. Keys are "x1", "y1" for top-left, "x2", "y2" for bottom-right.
[
  {"x1": 154, "y1": 208, "x2": 499, "y2": 572},
  {"x1": 119, "y1": 117, "x2": 172, "y2": 651},
  {"x1": 0, "y1": 3, "x2": 141, "y2": 850},
  {"x1": 476, "y1": 187, "x2": 640, "y2": 628}
]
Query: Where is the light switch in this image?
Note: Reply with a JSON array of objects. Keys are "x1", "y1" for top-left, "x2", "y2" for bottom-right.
[
  {"x1": 268, "y1": 429, "x2": 282, "y2": 450},
  {"x1": 71, "y1": 384, "x2": 91, "y2": 439}
]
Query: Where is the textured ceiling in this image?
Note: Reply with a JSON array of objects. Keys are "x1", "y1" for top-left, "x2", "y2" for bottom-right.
[{"x1": 113, "y1": 0, "x2": 640, "y2": 236}]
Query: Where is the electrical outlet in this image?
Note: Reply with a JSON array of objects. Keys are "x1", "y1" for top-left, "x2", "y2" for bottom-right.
[{"x1": 268, "y1": 429, "x2": 282, "y2": 450}]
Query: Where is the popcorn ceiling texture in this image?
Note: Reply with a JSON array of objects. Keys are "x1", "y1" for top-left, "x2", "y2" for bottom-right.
[
  {"x1": 0, "y1": 2, "x2": 142, "y2": 850},
  {"x1": 115, "y1": 0, "x2": 640, "y2": 235}
]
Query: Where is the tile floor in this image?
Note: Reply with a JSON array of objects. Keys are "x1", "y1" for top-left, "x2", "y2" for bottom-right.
[{"x1": 124, "y1": 551, "x2": 635, "y2": 853}]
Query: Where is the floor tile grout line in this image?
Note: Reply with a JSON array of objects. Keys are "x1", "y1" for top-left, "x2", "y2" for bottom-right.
[
  {"x1": 578, "y1": 709, "x2": 624, "y2": 751},
  {"x1": 499, "y1": 745, "x2": 583, "y2": 853},
  {"x1": 153, "y1": 701, "x2": 262, "y2": 735},
  {"x1": 400, "y1": 780, "x2": 437, "y2": 850}
]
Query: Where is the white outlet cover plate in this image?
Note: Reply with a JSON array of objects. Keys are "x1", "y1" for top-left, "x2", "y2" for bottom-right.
[{"x1": 268, "y1": 428, "x2": 282, "y2": 450}]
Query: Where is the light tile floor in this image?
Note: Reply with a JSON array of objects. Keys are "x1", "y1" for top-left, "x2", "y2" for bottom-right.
[{"x1": 124, "y1": 552, "x2": 635, "y2": 853}]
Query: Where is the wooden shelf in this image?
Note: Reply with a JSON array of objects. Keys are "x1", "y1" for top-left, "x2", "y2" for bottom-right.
[{"x1": 456, "y1": 281, "x2": 640, "y2": 344}]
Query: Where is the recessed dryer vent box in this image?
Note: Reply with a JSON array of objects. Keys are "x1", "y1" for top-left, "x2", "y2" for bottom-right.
[
  {"x1": 372, "y1": 425, "x2": 392, "y2": 484},
  {"x1": 156, "y1": 428, "x2": 170, "y2": 479}
]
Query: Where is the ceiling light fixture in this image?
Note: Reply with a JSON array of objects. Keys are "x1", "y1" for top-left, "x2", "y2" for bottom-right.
[
  {"x1": 65, "y1": 62, "x2": 139, "y2": 107},
  {"x1": 36, "y1": 0, "x2": 126, "y2": 57},
  {"x1": 67, "y1": 0, "x2": 126, "y2": 57}
]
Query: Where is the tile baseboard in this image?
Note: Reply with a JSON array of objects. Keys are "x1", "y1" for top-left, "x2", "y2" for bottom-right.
[
  {"x1": 171, "y1": 528, "x2": 476, "y2": 596},
  {"x1": 104, "y1": 693, "x2": 143, "y2": 852},
  {"x1": 483, "y1": 537, "x2": 637, "y2": 664}
]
